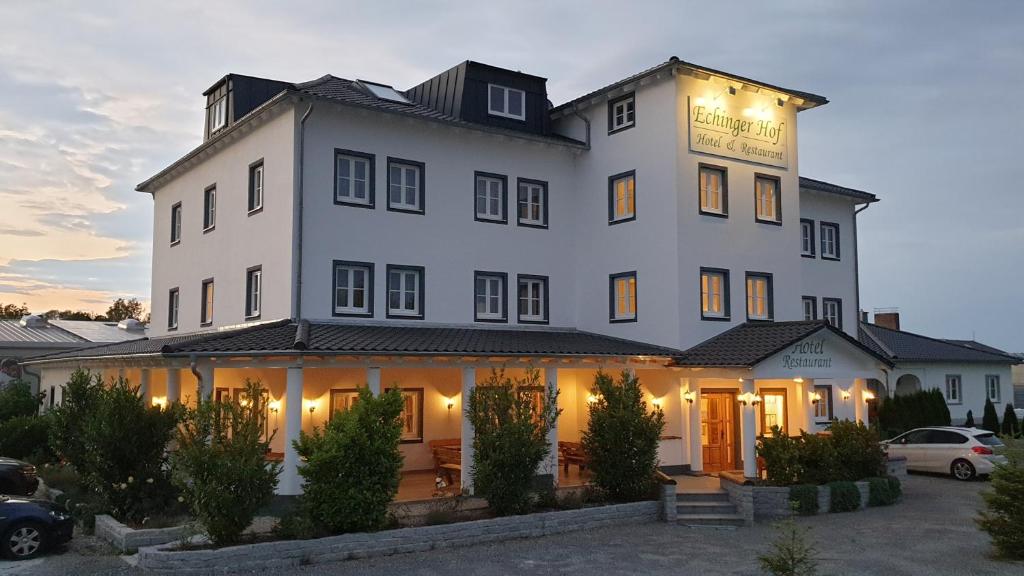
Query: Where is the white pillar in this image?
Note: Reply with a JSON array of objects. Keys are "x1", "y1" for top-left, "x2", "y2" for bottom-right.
[
  {"x1": 680, "y1": 378, "x2": 691, "y2": 467},
  {"x1": 366, "y1": 366, "x2": 381, "y2": 396},
  {"x1": 801, "y1": 378, "x2": 815, "y2": 433},
  {"x1": 196, "y1": 364, "x2": 214, "y2": 403},
  {"x1": 139, "y1": 369, "x2": 151, "y2": 404},
  {"x1": 166, "y1": 369, "x2": 181, "y2": 404},
  {"x1": 281, "y1": 366, "x2": 304, "y2": 495},
  {"x1": 689, "y1": 386, "x2": 703, "y2": 473},
  {"x1": 853, "y1": 378, "x2": 866, "y2": 424},
  {"x1": 543, "y1": 367, "x2": 559, "y2": 486},
  {"x1": 741, "y1": 379, "x2": 757, "y2": 479},
  {"x1": 460, "y1": 366, "x2": 476, "y2": 494}
]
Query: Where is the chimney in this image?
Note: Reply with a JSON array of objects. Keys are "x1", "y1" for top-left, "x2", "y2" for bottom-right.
[{"x1": 874, "y1": 309, "x2": 900, "y2": 331}]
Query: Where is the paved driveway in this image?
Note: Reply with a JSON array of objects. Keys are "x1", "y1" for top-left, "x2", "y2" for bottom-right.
[{"x1": 3, "y1": 475, "x2": 1022, "y2": 575}]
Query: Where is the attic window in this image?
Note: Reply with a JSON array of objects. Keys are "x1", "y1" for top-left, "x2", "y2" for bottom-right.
[
  {"x1": 210, "y1": 96, "x2": 227, "y2": 131},
  {"x1": 488, "y1": 84, "x2": 525, "y2": 120},
  {"x1": 358, "y1": 81, "x2": 411, "y2": 104}
]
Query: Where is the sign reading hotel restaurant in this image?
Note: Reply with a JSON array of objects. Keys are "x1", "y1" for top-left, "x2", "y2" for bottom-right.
[
  {"x1": 780, "y1": 339, "x2": 832, "y2": 370},
  {"x1": 688, "y1": 95, "x2": 789, "y2": 168}
]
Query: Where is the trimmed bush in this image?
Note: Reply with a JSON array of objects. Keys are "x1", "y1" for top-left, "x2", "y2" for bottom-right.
[
  {"x1": 964, "y1": 410, "x2": 976, "y2": 428},
  {"x1": 758, "y1": 428, "x2": 802, "y2": 486},
  {"x1": 795, "y1": 432, "x2": 837, "y2": 485},
  {"x1": 294, "y1": 386, "x2": 403, "y2": 534},
  {"x1": 788, "y1": 484, "x2": 819, "y2": 516},
  {"x1": 982, "y1": 398, "x2": 1000, "y2": 434},
  {"x1": 828, "y1": 420, "x2": 885, "y2": 481},
  {"x1": 0, "y1": 414, "x2": 51, "y2": 460},
  {"x1": 828, "y1": 481, "x2": 861, "y2": 513},
  {"x1": 1001, "y1": 404, "x2": 1019, "y2": 438},
  {"x1": 582, "y1": 370, "x2": 665, "y2": 502},
  {"x1": 49, "y1": 369, "x2": 103, "y2": 464},
  {"x1": 468, "y1": 368, "x2": 559, "y2": 516},
  {"x1": 867, "y1": 476, "x2": 900, "y2": 506},
  {"x1": 173, "y1": 379, "x2": 279, "y2": 546},
  {"x1": 759, "y1": 420, "x2": 884, "y2": 487},
  {"x1": 876, "y1": 389, "x2": 950, "y2": 438},
  {"x1": 0, "y1": 380, "x2": 41, "y2": 422},
  {"x1": 977, "y1": 438, "x2": 1024, "y2": 558}
]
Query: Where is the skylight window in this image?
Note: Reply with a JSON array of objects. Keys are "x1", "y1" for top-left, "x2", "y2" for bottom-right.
[{"x1": 357, "y1": 80, "x2": 411, "y2": 104}]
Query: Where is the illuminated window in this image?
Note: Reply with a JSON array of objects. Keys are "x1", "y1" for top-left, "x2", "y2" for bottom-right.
[
  {"x1": 802, "y1": 296, "x2": 816, "y2": 321},
  {"x1": 167, "y1": 287, "x2": 179, "y2": 330},
  {"x1": 200, "y1": 278, "x2": 214, "y2": 325},
  {"x1": 335, "y1": 150, "x2": 375, "y2": 207},
  {"x1": 986, "y1": 375, "x2": 1001, "y2": 403},
  {"x1": 822, "y1": 298, "x2": 842, "y2": 329},
  {"x1": 745, "y1": 273, "x2": 772, "y2": 321},
  {"x1": 203, "y1": 185, "x2": 216, "y2": 231},
  {"x1": 474, "y1": 271, "x2": 507, "y2": 322},
  {"x1": 488, "y1": 84, "x2": 525, "y2": 120},
  {"x1": 700, "y1": 268, "x2": 729, "y2": 320},
  {"x1": 387, "y1": 158, "x2": 424, "y2": 213},
  {"x1": 245, "y1": 267, "x2": 262, "y2": 319},
  {"x1": 517, "y1": 179, "x2": 547, "y2": 227},
  {"x1": 608, "y1": 171, "x2": 636, "y2": 223},
  {"x1": 800, "y1": 219, "x2": 815, "y2": 257},
  {"x1": 754, "y1": 175, "x2": 780, "y2": 223},
  {"x1": 813, "y1": 385, "x2": 833, "y2": 421},
  {"x1": 820, "y1": 222, "x2": 840, "y2": 260},
  {"x1": 387, "y1": 265, "x2": 423, "y2": 319},
  {"x1": 170, "y1": 202, "x2": 182, "y2": 244},
  {"x1": 760, "y1": 390, "x2": 787, "y2": 436},
  {"x1": 475, "y1": 173, "x2": 507, "y2": 223},
  {"x1": 517, "y1": 275, "x2": 548, "y2": 324},
  {"x1": 398, "y1": 389, "x2": 424, "y2": 443},
  {"x1": 248, "y1": 161, "x2": 264, "y2": 213},
  {"x1": 699, "y1": 164, "x2": 727, "y2": 216},
  {"x1": 945, "y1": 374, "x2": 962, "y2": 404},
  {"x1": 608, "y1": 93, "x2": 635, "y2": 133},
  {"x1": 609, "y1": 271, "x2": 637, "y2": 322},
  {"x1": 333, "y1": 261, "x2": 373, "y2": 317}
]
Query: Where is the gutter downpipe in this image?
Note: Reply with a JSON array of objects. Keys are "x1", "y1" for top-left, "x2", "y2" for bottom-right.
[
  {"x1": 854, "y1": 202, "x2": 872, "y2": 329},
  {"x1": 295, "y1": 101, "x2": 315, "y2": 321},
  {"x1": 189, "y1": 354, "x2": 202, "y2": 402},
  {"x1": 570, "y1": 102, "x2": 590, "y2": 148}
]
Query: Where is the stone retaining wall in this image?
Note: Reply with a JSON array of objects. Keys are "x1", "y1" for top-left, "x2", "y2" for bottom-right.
[
  {"x1": 137, "y1": 501, "x2": 662, "y2": 574},
  {"x1": 95, "y1": 515, "x2": 194, "y2": 553},
  {"x1": 723, "y1": 478, "x2": 890, "y2": 522},
  {"x1": 887, "y1": 456, "x2": 908, "y2": 478}
]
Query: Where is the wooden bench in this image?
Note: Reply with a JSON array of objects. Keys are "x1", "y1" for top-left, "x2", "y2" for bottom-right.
[
  {"x1": 559, "y1": 441, "x2": 588, "y2": 474},
  {"x1": 429, "y1": 439, "x2": 462, "y2": 484}
]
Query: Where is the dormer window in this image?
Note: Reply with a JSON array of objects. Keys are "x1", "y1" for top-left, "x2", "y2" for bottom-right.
[
  {"x1": 488, "y1": 84, "x2": 525, "y2": 120},
  {"x1": 210, "y1": 95, "x2": 227, "y2": 132}
]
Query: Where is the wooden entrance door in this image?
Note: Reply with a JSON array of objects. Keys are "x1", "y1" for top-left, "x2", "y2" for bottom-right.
[{"x1": 701, "y1": 392, "x2": 736, "y2": 472}]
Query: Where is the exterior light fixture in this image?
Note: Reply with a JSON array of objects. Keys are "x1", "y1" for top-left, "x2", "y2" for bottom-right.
[
  {"x1": 863, "y1": 391, "x2": 876, "y2": 403},
  {"x1": 446, "y1": 398, "x2": 455, "y2": 412},
  {"x1": 738, "y1": 392, "x2": 759, "y2": 406},
  {"x1": 809, "y1": 391, "x2": 822, "y2": 405},
  {"x1": 587, "y1": 394, "x2": 599, "y2": 404},
  {"x1": 753, "y1": 394, "x2": 762, "y2": 406},
  {"x1": 682, "y1": 390, "x2": 696, "y2": 404},
  {"x1": 268, "y1": 400, "x2": 281, "y2": 414},
  {"x1": 305, "y1": 399, "x2": 317, "y2": 415},
  {"x1": 151, "y1": 396, "x2": 167, "y2": 409},
  {"x1": 651, "y1": 397, "x2": 663, "y2": 410},
  {"x1": 840, "y1": 390, "x2": 851, "y2": 402},
  {"x1": 793, "y1": 377, "x2": 804, "y2": 384}
]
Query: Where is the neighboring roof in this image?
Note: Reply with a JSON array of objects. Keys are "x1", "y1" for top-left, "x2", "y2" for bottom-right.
[
  {"x1": 0, "y1": 319, "x2": 147, "y2": 351},
  {"x1": 49, "y1": 320, "x2": 146, "y2": 343},
  {"x1": 799, "y1": 177, "x2": 879, "y2": 204},
  {"x1": 672, "y1": 320, "x2": 892, "y2": 368},
  {"x1": 858, "y1": 323, "x2": 1021, "y2": 364},
  {"x1": 24, "y1": 320, "x2": 683, "y2": 364},
  {"x1": 552, "y1": 56, "x2": 828, "y2": 114},
  {"x1": 0, "y1": 320, "x2": 87, "y2": 346}
]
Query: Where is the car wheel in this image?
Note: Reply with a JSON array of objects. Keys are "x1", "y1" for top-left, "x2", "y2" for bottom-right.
[
  {"x1": 951, "y1": 459, "x2": 976, "y2": 481},
  {"x1": 2, "y1": 522, "x2": 47, "y2": 560}
]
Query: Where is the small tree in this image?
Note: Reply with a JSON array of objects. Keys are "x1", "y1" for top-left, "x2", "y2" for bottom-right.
[
  {"x1": 104, "y1": 297, "x2": 145, "y2": 322},
  {"x1": 759, "y1": 516, "x2": 819, "y2": 576},
  {"x1": 172, "y1": 379, "x2": 279, "y2": 546},
  {"x1": 49, "y1": 369, "x2": 103, "y2": 463},
  {"x1": 982, "y1": 398, "x2": 1001, "y2": 433},
  {"x1": 294, "y1": 387, "x2": 404, "y2": 534},
  {"x1": 827, "y1": 420, "x2": 885, "y2": 481},
  {"x1": 964, "y1": 410, "x2": 976, "y2": 428},
  {"x1": 582, "y1": 370, "x2": 664, "y2": 502},
  {"x1": 758, "y1": 428, "x2": 802, "y2": 486},
  {"x1": 977, "y1": 439, "x2": 1024, "y2": 559},
  {"x1": 0, "y1": 380, "x2": 42, "y2": 422},
  {"x1": 1001, "y1": 404, "x2": 1019, "y2": 438},
  {"x1": 468, "y1": 368, "x2": 559, "y2": 516}
]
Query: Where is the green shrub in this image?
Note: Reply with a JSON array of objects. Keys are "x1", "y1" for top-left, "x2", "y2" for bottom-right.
[
  {"x1": 273, "y1": 511, "x2": 327, "y2": 540},
  {"x1": 1001, "y1": 404, "x2": 1019, "y2": 438},
  {"x1": 795, "y1": 432, "x2": 837, "y2": 485},
  {"x1": 758, "y1": 516, "x2": 819, "y2": 576},
  {"x1": 867, "y1": 476, "x2": 900, "y2": 506},
  {"x1": 977, "y1": 438, "x2": 1024, "y2": 558},
  {"x1": 828, "y1": 481, "x2": 861, "y2": 513},
  {"x1": 982, "y1": 398, "x2": 1000, "y2": 433},
  {"x1": 468, "y1": 368, "x2": 559, "y2": 516},
  {"x1": 876, "y1": 389, "x2": 950, "y2": 438},
  {"x1": 49, "y1": 369, "x2": 103, "y2": 465},
  {"x1": 294, "y1": 386, "x2": 403, "y2": 534},
  {"x1": 827, "y1": 420, "x2": 885, "y2": 481},
  {"x1": 964, "y1": 410, "x2": 976, "y2": 428},
  {"x1": 172, "y1": 379, "x2": 279, "y2": 546},
  {"x1": 0, "y1": 380, "x2": 42, "y2": 422},
  {"x1": 758, "y1": 429, "x2": 802, "y2": 485},
  {"x1": 788, "y1": 484, "x2": 819, "y2": 516},
  {"x1": 0, "y1": 414, "x2": 51, "y2": 460},
  {"x1": 582, "y1": 370, "x2": 664, "y2": 502}
]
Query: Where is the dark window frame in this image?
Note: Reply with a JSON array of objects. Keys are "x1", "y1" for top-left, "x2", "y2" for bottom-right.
[
  {"x1": 473, "y1": 270, "x2": 508, "y2": 323},
  {"x1": 170, "y1": 202, "x2": 182, "y2": 245},
  {"x1": 333, "y1": 149, "x2": 376, "y2": 209},
  {"x1": 986, "y1": 374, "x2": 1001, "y2": 403},
  {"x1": 753, "y1": 173, "x2": 782, "y2": 226},
  {"x1": 801, "y1": 295, "x2": 817, "y2": 321},
  {"x1": 167, "y1": 287, "x2": 179, "y2": 330},
  {"x1": 744, "y1": 271, "x2": 774, "y2": 322},
  {"x1": 516, "y1": 178, "x2": 549, "y2": 229},
  {"x1": 245, "y1": 265, "x2": 262, "y2": 320},
  {"x1": 822, "y1": 297, "x2": 843, "y2": 329},
  {"x1": 820, "y1": 221, "x2": 841, "y2": 261},
  {"x1": 607, "y1": 92, "x2": 636, "y2": 135},
  {"x1": 385, "y1": 157, "x2": 426, "y2": 215},
  {"x1": 945, "y1": 374, "x2": 963, "y2": 405},
  {"x1": 608, "y1": 271, "x2": 638, "y2": 323},
  {"x1": 516, "y1": 274, "x2": 550, "y2": 325},
  {"x1": 813, "y1": 384, "x2": 834, "y2": 421},
  {"x1": 699, "y1": 267, "x2": 731, "y2": 322},
  {"x1": 332, "y1": 260, "x2": 375, "y2": 318},
  {"x1": 800, "y1": 218, "x2": 816, "y2": 258},
  {"x1": 698, "y1": 163, "x2": 729, "y2": 218},
  {"x1": 473, "y1": 171, "x2": 508, "y2": 224},
  {"x1": 203, "y1": 184, "x2": 217, "y2": 232},
  {"x1": 200, "y1": 277, "x2": 215, "y2": 327},
  {"x1": 607, "y1": 170, "x2": 637, "y2": 225},
  {"x1": 385, "y1": 264, "x2": 426, "y2": 320},
  {"x1": 248, "y1": 159, "x2": 264, "y2": 215}
]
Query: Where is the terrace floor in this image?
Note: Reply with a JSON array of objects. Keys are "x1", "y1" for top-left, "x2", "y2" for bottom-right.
[{"x1": 396, "y1": 467, "x2": 593, "y2": 502}]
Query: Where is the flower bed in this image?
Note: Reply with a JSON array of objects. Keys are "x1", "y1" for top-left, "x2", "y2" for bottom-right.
[{"x1": 96, "y1": 515, "x2": 195, "y2": 553}]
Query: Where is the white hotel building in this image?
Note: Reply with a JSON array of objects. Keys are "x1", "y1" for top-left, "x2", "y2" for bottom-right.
[{"x1": 27, "y1": 57, "x2": 1018, "y2": 496}]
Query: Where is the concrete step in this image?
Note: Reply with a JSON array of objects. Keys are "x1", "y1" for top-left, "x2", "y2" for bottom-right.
[
  {"x1": 676, "y1": 513, "x2": 747, "y2": 528},
  {"x1": 676, "y1": 490, "x2": 730, "y2": 503},
  {"x1": 676, "y1": 502, "x2": 738, "y2": 515}
]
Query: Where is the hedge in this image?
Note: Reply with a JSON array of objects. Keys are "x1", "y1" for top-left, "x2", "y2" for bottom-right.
[
  {"x1": 828, "y1": 481, "x2": 861, "y2": 513},
  {"x1": 788, "y1": 484, "x2": 819, "y2": 516}
]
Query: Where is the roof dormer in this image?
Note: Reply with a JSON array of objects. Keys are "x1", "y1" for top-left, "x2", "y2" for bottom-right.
[{"x1": 202, "y1": 74, "x2": 293, "y2": 141}]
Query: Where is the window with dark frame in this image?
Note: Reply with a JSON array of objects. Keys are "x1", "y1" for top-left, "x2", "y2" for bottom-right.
[
  {"x1": 487, "y1": 84, "x2": 525, "y2": 120},
  {"x1": 802, "y1": 296, "x2": 817, "y2": 321},
  {"x1": 203, "y1": 185, "x2": 216, "y2": 231},
  {"x1": 387, "y1": 158, "x2": 424, "y2": 214},
  {"x1": 822, "y1": 298, "x2": 842, "y2": 329},
  {"x1": 608, "y1": 93, "x2": 635, "y2": 133},
  {"x1": 800, "y1": 219, "x2": 816, "y2": 257},
  {"x1": 333, "y1": 261, "x2": 373, "y2": 317},
  {"x1": 700, "y1": 268, "x2": 730, "y2": 320},
  {"x1": 474, "y1": 271, "x2": 507, "y2": 322},
  {"x1": 754, "y1": 174, "x2": 781, "y2": 224},
  {"x1": 699, "y1": 164, "x2": 728, "y2": 216},
  {"x1": 475, "y1": 172, "x2": 507, "y2": 223},
  {"x1": 945, "y1": 374, "x2": 962, "y2": 404},
  {"x1": 813, "y1": 385, "x2": 833, "y2": 421},
  {"x1": 200, "y1": 278, "x2": 214, "y2": 325},
  {"x1": 334, "y1": 150, "x2": 375, "y2": 207},
  {"x1": 386, "y1": 265, "x2": 424, "y2": 319},
  {"x1": 167, "y1": 287, "x2": 179, "y2": 330},
  {"x1": 609, "y1": 271, "x2": 637, "y2": 322},
  {"x1": 986, "y1": 375, "x2": 1000, "y2": 402},
  {"x1": 745, "y1": 272, "x2": 773, "y2": 321},
  {"x1": 517, "y1": 275, "x2": 548, "y2": 324},
  {"x1": 170, "y1": 202, "x2": 182, "y2": 244},
  {"x1": 248, "y1": 161, "x2": 264, "y2": 213},
  {"x1": 820, "y1": 222, "x2": 840, "y2": 260},
  {"x1": 245, "y1": 266, "x2": 262, "y2": 319},
  {"x1": 608, "y1": 171, "x2": 636, "y2": 223},
  {"x1": 210, "y1": 96, "x2": 227, "y2": 132},
  {"x1": 517, "y1": 179, "x2": 547, "y2": 227}
]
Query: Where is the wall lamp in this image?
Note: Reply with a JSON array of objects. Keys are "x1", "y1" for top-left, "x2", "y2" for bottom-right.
[
  {"x1": 304, "y1": 399, "x2": 317, "y2": 415},
  {"x1": 446, "y1": 398, "x2": 455, "y2": 413},
  {"x1": 268, "y1": 400, "x2": 281, "y2": 414},
  {"x1": 151, "y1": 396, "x2": 167, "y2": 409},
  {"x1": 682, "y1": 390, "x2": 696, "y2": 404},
  {"x1": 840, "y1": 389, "x2": 851, "y2": 402},
  {"x1": 738, "y1": 392, "x2": 762, "y2": 406},
  {"x1": 809, "y1": 391, "x2": 822, "y2": 406},
  {"x1": 863, "y1": 391, "x2": 876, "y2": 403},
  {"x1": 651, "y1": 397, "x2": 663, "y2": 410}
]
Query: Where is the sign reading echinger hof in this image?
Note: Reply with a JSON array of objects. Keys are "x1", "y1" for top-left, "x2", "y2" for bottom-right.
[{"x1": 688, "y1": 95, "x2": 788, "y2": 169}]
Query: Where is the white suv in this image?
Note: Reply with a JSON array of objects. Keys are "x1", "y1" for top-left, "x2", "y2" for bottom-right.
[{"x1": 882, "y1": 427, "x2": 1007, "y2": 481}]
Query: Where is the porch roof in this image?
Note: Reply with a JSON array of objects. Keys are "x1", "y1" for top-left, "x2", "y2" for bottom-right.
[
  {"x1": 671, "y1": 320, "x2": 894, "y2": 368},
  {"x1": 22, "y1": 319, "x2": 684, "y2": 364}
]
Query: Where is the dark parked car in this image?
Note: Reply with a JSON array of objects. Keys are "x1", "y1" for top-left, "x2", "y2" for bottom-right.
[
  {"x1": 0, "y1": 458, "x2": 39, "y2": 496},
  {"x1": 0, "y1": 496, "x2": 73, "y2": 559}
]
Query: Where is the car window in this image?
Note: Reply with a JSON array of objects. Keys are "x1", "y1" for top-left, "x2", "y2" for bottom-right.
[
  {"x1": 902, "y1": 430, "x2": 931, "y2": 444},
  {"x1": 928, "y1": 430, "x2": 968, "y2": 444},
  {"x1": 974, "y1": 433, "x2": 1004, "y2": 447}
]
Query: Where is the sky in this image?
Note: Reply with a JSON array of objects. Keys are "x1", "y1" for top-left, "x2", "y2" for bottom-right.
[{"x1": 0, "y1": 1, "x2": 1021, "y2": 351}]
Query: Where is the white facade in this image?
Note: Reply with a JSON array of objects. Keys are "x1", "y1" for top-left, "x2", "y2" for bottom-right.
[{"x1": 889, "y1": 363, "x2": 1014, "y2": 424}]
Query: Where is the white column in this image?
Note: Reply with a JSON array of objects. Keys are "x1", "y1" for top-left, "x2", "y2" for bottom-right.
[
  {"x1": 801, "y1": 378, "x2": 815, "y2": 433},
  {"x1": 853, "y1": 378, "x2": 866, "y2": 424},
  {"x1": 543, "y1": 367, "x2": 559, "y2": 486},
  {"x1": 366, "y1": 366, "x2": 382, "y2": 395},
  {"x1": 166, "y1": 369, "x2": 181, "y2": 404},
  {"x1": 741, "y1": 379, "x2": 757, "y2": 479},
  {"x1": 689, "y1": 385, "x2": 703, "y2": 473},
  {"x1": 281, "y1": 366, "x2": 304, "y2": 495},
  {"x1": 196, "y1": 363, "x2": 214, "y2": 403},
  {"x1": 680, "y1": 378, "x2": 691, "y2": 468},
  {"x1": 460, "y1": 366, "x2": 476, "y2": 494},
  {"x1": 139, "y1": 369, "x2": 151, "y2": 404}
]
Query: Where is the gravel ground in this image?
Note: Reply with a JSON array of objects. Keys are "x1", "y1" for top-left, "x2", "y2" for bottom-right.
[{"x1": 3, "y1": 474, "x2": 1021, "y2": 576}]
